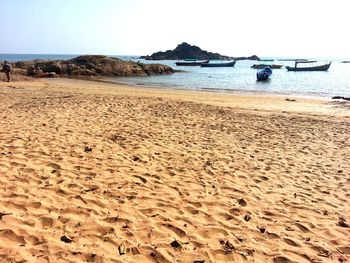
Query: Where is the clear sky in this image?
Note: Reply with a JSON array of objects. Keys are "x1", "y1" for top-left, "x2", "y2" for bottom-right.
[{"x1": 1, "y1": 0, "x2": 349, "y2": 57}]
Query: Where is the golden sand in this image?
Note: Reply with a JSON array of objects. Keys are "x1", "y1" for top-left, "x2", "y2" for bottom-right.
[{"x1": 0, "y1": 78, "x2": 349, "y2": 263}]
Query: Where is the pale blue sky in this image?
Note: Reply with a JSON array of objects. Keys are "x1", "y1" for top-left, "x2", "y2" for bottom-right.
[{"x1": 1, "y1": 0, "x2": 349, "y2": 57}]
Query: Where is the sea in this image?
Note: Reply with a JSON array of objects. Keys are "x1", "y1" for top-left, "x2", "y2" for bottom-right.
[{"x1": 1, "y1": 54, "x2": 350, "y2": 98}]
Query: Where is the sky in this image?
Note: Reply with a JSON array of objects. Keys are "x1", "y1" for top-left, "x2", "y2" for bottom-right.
[{"x1": 0, "y1": 0, "x2": 349, "y2": 57}]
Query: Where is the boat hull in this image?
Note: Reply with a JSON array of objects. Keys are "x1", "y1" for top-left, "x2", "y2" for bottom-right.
[
  {"x1": 200, "y1": 61, "x2": 236, "y2": 67},
  {"x1": 251, "y1": 64, "x2": 283, "y2": 69},
  {"x1": 256, "y1": 67, "x2": 272, "y2": 81},
  {"x1": 286, "y1": 63, "x2": 331, "y2": 71},
  {"x1": 176, "y1": 60, "x2": 209, "y2": 66}
]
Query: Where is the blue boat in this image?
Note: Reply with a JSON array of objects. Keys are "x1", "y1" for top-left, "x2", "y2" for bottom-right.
[{"x1": 256, "y1": 67, "x2": 272, "y2": 81}]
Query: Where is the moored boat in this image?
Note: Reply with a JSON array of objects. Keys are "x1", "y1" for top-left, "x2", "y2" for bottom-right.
[
  {"x1": 251, "y1": 64, "x2": 283, "y2": 69},
  {"x1": 200, "y1": 60, "x2": 236, "y2": 67},
  {"x1": 286, "y1": 60, "x2": 331, "y2": 71},
  {"x1": 175, "y1": 59, "x2": 210, "y2": 66},
  {"x1": 256, "y1": 67, "x2": 272, "y2": 81}
]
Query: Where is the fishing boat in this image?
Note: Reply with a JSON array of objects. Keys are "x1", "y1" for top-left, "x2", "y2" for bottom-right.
[
  {"x1": 200, "y1": 60, "x2": 236, "y2": 67},
  {"x1": 286, "y1": 60, "x2": 331, "y2": 71},
  {"x1": 251, "y1": 64, "x2": 283, "y2": 69},
  {"x1": 256, "y1": 67, "x2": 272, "y2": 81},
  {"x1": 175, "y1": 59, "x2": 210, "y2": 66}
]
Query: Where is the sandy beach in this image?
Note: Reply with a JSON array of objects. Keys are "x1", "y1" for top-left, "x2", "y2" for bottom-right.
[{"x1": 0, "y1": 78, "x2": 349, "y2": 263}]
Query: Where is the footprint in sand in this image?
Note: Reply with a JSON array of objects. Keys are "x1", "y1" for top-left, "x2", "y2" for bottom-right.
[
  {"x1": 162, "y1": 223, "x2": 187, "y2": 238},
  {"x1": 184, "y1": 206, "x2": 200, "y2": 215},
  {"x1": 273, "y1": 256, "x2": 295, "y2": 263},
  {"x1": 46, "y1": 162, "x2": 61, "y2": 170},
  {"x1": 283, "y1": 238, "x2": 300, "y2": 247},
  {"x1": 133, "y1": 175, "x2": 147, "y2": 184},
  {"x1": 10, "y1": 161, "x2": 26, "y2": 168},
  {"x1": 139, "y1": 207, "x2": 166, "y2": 217},
  {"x1": 188, "y1": 201, "x2": 203, "y2": 208},
  {"x1": 38, "y1": 216, "x2": 55, "y2": 228},
  {"x1": 0, "y1": 229, "x2": 26, "y2": 245},
  {"x1": 28, "y1": 201, "x2": 42, "y2": 209},
  {"x1": 294, "y1": 222, "x2": 310, "y2": 233},
  {"x1": 338, "y1": 246, "x2": 350, "y2": 254}
]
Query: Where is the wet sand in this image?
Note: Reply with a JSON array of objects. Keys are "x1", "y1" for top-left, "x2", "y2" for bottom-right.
[{"x1": 0, "y1": 78, "x2": 349, "y2": 263}]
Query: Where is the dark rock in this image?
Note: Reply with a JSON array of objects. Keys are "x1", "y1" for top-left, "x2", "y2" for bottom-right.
[
  {"x1": 41, "y1": 72, "x2": 58, "y2": 78},
  {"x1": 219, "y1": 240, "x2": 235, "y2": 254},
  {"x1": 332, "y1": 96, "x2": 350, "y2": 101},
  {"x1": 338, "y1": 217, "x2": 349, "y2": 228},
  {"x1": 84, "y1": 146, "x2": 92, "y2": 152},
  {"x1": 142, "y1": 42, "x2": 260, "y2": 61},
  {"x1": 27, "y1": 65, "x2": 43, "y2": 76},
  {"x1": 244, "y1": 214, "x2": 251, "y2": 222},
  {"x1": 60, "y1": 235, "x2": 73, "y2": 243},
  {"x1": 170, "y1": 239, "x2": 182, "y2": 249},
  {"x1": 132, "y1": 156, "x2": 141, "y2": 162},
  {"x1": 142, "y1": 42, "x2": 227, "y2": 60},
  {"x1": 234, "y1": 55, "x2": 260, "y2": 61},
  {"x1": 12, "y1": 68, "x2": 28, "y2": 75},
  {"x1": 36, "y1": 60, "x2": 64, "y2": 74},
  {"x1": 14, "y1": 61, "x2": 35, "y2": 69},
  {"x1": 0, "y1": 212, "x2": 11, "y2": 220},
  {"x1": 257, "y1": 226, "x2": 266, "y2": 233},
  {"x1": 238, "y1": 198, "x2": 247, "y2": 207},
  {"x1": 11, "y1": 55, "x2": 174, "y2": 78}
]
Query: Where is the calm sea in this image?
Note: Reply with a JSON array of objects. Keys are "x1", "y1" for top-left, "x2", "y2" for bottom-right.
[{"x1": 1, "y1": 54, "x2": 349, "y2": 98}]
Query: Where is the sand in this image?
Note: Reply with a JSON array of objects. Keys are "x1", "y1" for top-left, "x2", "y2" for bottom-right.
[{"x1": 0, "y1": 78, "x2": 349, "y2": 263}]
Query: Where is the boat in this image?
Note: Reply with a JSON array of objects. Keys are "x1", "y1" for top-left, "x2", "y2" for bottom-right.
[
  {"x1": 251, "y1": 64, "x2": 283, "y2": 69},
  {"x1": 278, "y1": 58, "x2": 308, "y2": 62},
  {"x1": 200, "y1": 60, "x2": 236, "y2": 67},
  {"x1": 256, "y1": 67, "x2": 272, "y2": 81},
  {"x1": 286, "y1": 60, "x2": 331, "y2": 71},
  {"x1": 175, "y1": 59, "x2": 209, "y2": 66}
]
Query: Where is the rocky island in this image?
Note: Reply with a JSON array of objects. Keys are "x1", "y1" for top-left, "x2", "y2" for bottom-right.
[
  {"x1": 141, "y1": 42, "x2": 260, "y2": 61},
  {"x1": 10, "y1": 55, "x2": 174, "y2": 78}
]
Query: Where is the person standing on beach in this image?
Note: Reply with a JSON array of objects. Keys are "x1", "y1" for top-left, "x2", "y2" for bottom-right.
[{"x1": 2, "y1": 61, "x2": 12, "y2": 82}]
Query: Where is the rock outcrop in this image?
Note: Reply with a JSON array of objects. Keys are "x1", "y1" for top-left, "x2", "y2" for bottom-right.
[
  {"x1": 234, "y1": 55, "x2": 260, "y2": 61},
  {"x1": 11, "y1": 55, "x2": 174, "y2": 78},
  {"x1": 141, "y1": 42, "x2": 260, "y2": 61},
  {"x1": 141, "y1": 42, "x2": 230, "y2": 60}
]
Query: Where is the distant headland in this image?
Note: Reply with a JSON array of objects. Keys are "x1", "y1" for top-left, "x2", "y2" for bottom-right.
[{"x1": 141, "y1": 42, "x2": 260, "y2": 61}]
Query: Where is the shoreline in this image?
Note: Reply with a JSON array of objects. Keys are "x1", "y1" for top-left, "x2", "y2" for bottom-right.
[
  {"x1": 48, "y1": 77, "x2": 350, "y2": 117},
  {"x1": 61, "y1": 76, "x2": 335, "y2": 99},
  {"x1": 101, "y1": 76, "x2": 338, "y2": 100},
  {"x1": 0, "y1": 78, "x2": 349, "y2": 263},
  {"x1": 2, "y1": 77, "x2": 350, "y2": 119}
]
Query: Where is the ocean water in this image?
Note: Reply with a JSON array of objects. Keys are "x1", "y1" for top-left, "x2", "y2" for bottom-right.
[
  {"x1": 1, "y1": 54, "x2": 349, "y2": 98},
  {"x1": 112, "y1": 58, "x2": 350, "y2": 98},
  {"x1": 0, "y1": 54, "x2": 79, "y2": 62}
]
